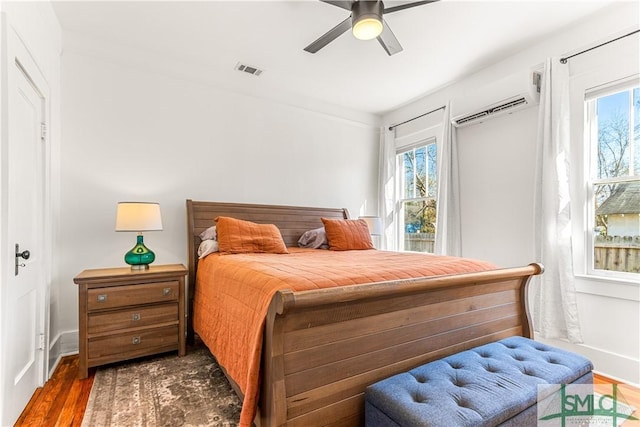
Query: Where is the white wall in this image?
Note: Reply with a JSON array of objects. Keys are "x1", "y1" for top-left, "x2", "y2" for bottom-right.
[
  {"x1": 53, "y1": 34, "x2": 380, "y2": 361},
  {"x1": 456, "y1": 106, "x2": 538, "y2": 267},
  {"x1": 384, "y1": 2, "x2": 640, "y2": 384}
]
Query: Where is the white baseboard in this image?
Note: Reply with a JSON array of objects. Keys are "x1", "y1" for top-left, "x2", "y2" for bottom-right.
[
  {"x1": 536, "y1": 337, "x2": 640, "y2": 387},
  {"x1": 48, "y1": 330, "x2": 78, "y2": 378}
]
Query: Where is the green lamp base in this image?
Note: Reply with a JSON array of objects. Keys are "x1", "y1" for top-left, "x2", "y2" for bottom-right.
[{"x1": 124, "y1": 234, "x2": 156, "y2": 270}]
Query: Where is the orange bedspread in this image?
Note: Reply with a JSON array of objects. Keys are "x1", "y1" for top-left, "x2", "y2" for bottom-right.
[{"x1": 193, "y1": 248, "x2": 496, "y2": 426}]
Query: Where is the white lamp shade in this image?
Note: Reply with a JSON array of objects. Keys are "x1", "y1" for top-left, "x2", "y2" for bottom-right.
[
  {"x1": 115, "y1": 202, "x2": 163, "y2": 232},
  {"x1": 359, "y1": 216, "x2": 383, "y2": 236}
]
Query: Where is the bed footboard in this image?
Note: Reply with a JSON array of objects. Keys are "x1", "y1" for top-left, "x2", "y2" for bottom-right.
[{"x1": 260, "y1": 263, "x2": 543, "y2": 426}]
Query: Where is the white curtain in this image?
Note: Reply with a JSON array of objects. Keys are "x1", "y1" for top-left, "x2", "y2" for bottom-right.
[
  {"x1": 379, "y1": 126, "x2": 397, "y2": 250},
  {"x1": 532, "y1": 58, "x2": 582, "y2": 343},
  {"x1": 434, "y1": 102, "x2": 462, "y2": 256}
]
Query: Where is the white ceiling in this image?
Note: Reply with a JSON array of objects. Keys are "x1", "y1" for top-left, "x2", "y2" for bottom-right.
[{"x1": 52, "y1": 0, "x2": 616, "y2": 115}]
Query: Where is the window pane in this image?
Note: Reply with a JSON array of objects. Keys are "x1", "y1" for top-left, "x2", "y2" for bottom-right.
[
  {"x1": 634, "y1": 88, "x2": 639, "y2": 175},
  {"x1": 415, "y1": 146, "x2": 426, "y2": 197},
  {"x1": 593, "y1": 180, "x2": 640, "y2": 273},
  {"x1": 597, "y1": 91, "x2": 630, "y2": 179},
  {"x1": 403, "y1": 151, "x2": 415, "y2": 199},
  {"x1": 427, "y1": 143, "x2": 437, "y2": 197},
  {"x1": 401, "y1": 200, "x2": 436, "y2": 253}
]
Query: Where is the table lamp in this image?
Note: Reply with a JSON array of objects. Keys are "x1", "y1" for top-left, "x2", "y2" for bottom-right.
[
  {"x1": 359, "y1": 216, "x2": 383, "y2": 249},
  {"x1": 115, "y1": 202, "x2": 163, "y2": 270},
  {"x1": 359, "y1": 216, "x2": 383, "y2": 236}
]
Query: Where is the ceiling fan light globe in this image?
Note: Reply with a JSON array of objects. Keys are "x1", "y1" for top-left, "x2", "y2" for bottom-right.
[{"x1": 352, "y1": 17, "x2": 383, "y2": 40}]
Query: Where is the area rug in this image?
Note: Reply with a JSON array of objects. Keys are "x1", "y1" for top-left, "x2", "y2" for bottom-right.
[{"x1": 81, "y1": 348, "x2": 241, "y2": 426}]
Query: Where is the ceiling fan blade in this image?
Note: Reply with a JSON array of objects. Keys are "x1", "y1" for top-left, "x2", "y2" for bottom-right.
[
  {"x1": 384, "y1": 0, "x2": 438, "y2": 14},
  {"x1": 320, "y1": 0, "x2": 354, "y2": 11},
  {"x1": 377, "y1": 19, "x2": 403, "y2": 56},
  {"x1": 304, "y1": 17, "x2": 352, "y2": 53}
]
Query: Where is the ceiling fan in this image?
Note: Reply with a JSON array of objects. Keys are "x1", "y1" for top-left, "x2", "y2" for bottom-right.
[{"x1": 304, "y1": 0, "x2": 439, "y2": 56}]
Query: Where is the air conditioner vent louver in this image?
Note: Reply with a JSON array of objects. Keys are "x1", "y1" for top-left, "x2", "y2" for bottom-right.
[
  {"x1": 234, "y1": 62, "x2": 263, "y2": 76},
  {"x1": 454, "y1": 96, "x2": 528, "y2": 127},
  {"x1": 455, "y1": 111, "x2": 489, "y2": 126},
  {"x1": 492, "y1": 97, "x2": 528, "y2": 113}
]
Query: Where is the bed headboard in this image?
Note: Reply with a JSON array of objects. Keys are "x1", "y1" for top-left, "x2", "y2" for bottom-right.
[{"x1": 185, "y1": 199, "x2": 349, "y2": 341}]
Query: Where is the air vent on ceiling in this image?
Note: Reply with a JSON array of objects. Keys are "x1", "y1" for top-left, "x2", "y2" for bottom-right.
[{"x1": 235, "y1": 62, "x2": 263, "y2": 76}]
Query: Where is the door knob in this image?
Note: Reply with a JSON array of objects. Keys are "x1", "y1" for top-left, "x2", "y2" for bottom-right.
[
  {"x1": 15, "y1": 244, "x2": 31, "y2": 276},
  {"x1": 17, "y1": 249, "x2": 30, "y2": 260}
]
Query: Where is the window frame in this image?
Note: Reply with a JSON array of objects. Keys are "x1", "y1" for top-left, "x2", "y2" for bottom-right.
[
  {"x1": 584, "y1": 81, "x2": 640, "y2": 281},
  {"x1": 395, "y1": 137, "x2": 438, "y2": 253}
]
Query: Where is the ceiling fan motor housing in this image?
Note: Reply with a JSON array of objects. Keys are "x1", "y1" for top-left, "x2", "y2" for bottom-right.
[{"x1": 352, "y1": 1, "x2": 384, "y2": 40}]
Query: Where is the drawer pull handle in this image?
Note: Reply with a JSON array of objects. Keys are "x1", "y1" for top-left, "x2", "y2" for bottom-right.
[
  {"x1": 97, "y1": 294, "x2": 107, "y2": 302},
  {"x1": 163, "y1": 288, "x2": 171, "y2": 296},
  {"x1": 132, "y1": 336, "x2": 141, "y2": 345},
  {"x1": 132, "y1": 313, "x2": 141, "y2": 321}
]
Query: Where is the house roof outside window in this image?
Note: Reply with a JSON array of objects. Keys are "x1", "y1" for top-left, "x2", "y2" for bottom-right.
[{"x1": 597, "y1": 181, "x2": 640, "y2": 215}]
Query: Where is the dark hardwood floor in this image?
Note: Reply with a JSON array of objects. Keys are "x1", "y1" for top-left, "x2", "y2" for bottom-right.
[
  {"x1": 14, "y1": 353, "x2": 640, "y2": 426},
  {"x1": 14, "y1": 356, "x2": 94, "y2": 427}
]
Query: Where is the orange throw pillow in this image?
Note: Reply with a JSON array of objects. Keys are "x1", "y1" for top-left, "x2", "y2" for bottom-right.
[
  {"x1": 321, "y1": 218, "x2": 374, "y2": 251},
  {"x1": 215, "y1": 216, "x2": 289, "y2": 254}
]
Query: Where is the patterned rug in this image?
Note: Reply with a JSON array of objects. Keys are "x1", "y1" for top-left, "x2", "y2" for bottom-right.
[{"x1": 81, "y1": 347, "x2": 241, "y2": 426}]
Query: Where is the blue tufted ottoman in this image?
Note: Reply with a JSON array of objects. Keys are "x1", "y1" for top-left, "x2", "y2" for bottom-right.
[{"x1": 365, "y1": 336, "x2": 593, "y2": 427}]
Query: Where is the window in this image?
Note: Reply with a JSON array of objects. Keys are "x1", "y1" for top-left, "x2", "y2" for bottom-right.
[
  {"x1": 586, "y1": 84, "x2": 640, "y2": 276},
  {"x1": 396, "y1": 139, "x2": 437, "y2": 252}
]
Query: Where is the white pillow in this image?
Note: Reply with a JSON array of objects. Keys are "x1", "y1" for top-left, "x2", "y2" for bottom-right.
[
  {"x1": 198, "y1": 239, "x2": 219, "y2": 259},
  {"x1": 199, "y1": 225, "x2": 217, "y2": 241}
]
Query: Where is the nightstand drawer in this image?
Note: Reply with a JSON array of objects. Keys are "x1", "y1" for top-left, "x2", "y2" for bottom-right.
[
  {"x1": 87, "y1": 281, "x2": 178, "y2": 310},
  {"x1": 88, "y1": 325, "x2": 179, "y2": 359},
  {"x1": 88, "y1": 303, "x2": 178, "y2": 335}
]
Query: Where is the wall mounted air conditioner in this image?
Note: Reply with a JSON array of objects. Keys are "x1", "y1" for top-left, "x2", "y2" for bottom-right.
[{"x1": 451, "y1": 69, "x2": 541, "y2": 128}]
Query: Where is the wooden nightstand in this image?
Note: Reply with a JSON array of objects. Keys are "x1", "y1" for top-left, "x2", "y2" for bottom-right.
[{"x1": 74, "y1": 264, "x2": 187, "y2": 379}]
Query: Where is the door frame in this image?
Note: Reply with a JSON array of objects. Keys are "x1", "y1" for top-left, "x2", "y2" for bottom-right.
[{"x1": 0, "y1": 17, "x2": 52, "y2": 423}]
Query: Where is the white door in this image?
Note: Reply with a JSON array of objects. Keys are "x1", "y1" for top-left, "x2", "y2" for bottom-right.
[{"x1": 1, "y1": 40, "x2": 48, "y2": 425}]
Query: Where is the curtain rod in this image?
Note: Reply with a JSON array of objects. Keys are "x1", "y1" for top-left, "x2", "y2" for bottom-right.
[
  {"x1": 388, "y1": 105, "x2": 446, "y2": 131},
  {"x1": 560, "y1": 29, "x2": 639, "y2": 64}
]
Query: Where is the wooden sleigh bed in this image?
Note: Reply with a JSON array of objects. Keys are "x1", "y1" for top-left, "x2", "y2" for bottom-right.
[{"x1": 186, "y1": 200, "x2": 543, "y2": 427}]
